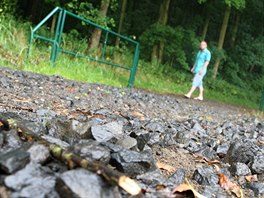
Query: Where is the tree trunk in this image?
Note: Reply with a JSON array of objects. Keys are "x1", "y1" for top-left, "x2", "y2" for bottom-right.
[
  {"x1": 50, "y1": 13, "x2": 58, "y2": 35},
  {"x1": 115, "y1": 0, "x2": 128, "y2": 47},
  {"x1": 158, "y1": 43, "x2": 165, "y2": 63},
  {"x1": 212, "y1": 6, "x2": 231, "y2": 79},
  {"x1": 151, "y1": 45, "x2": 158, "y2": 63},
  {"x1": 249, "y1": 65, "x2": 255, "y2": 73},
  {"x1": 201, "y1": 12, "x2": 210, "y2": 40},
  {"x1": 89, "y1": 0, "x2": 111, "y2": 50},
  {"x1": 230, "y1": 13, "x2": 240, "y2": 48},
  {"x1": 151, "y1": 0, "x2": 171, "y2": 63},
  {"x1": 30, "y1": 0, "x2": 40, "y2": 23}
]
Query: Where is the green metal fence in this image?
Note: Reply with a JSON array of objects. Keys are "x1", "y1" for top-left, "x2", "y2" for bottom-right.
[
  {"x1": 27, "y1": 7, "x2": 140, "y2": 88},
  {"x1": 260, "y1": 88, "x2": 264, "y2": 111}
]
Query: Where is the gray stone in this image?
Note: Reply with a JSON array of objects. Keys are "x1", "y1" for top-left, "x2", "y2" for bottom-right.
[
  {"x1": 191, "y1": 122, "x2": 207, "y2": 136},
  {"x1": 116, "y1": 136, "x2": 137, "y2": 149},
  {"x1": 42, "y1": 135, "x2": 70, "y2": 149},
  {"x1": 175, "y1": 130, "x2": 196, "y2": 145},
  {"x1": 36, "y1": 108, "x2": 57, "y2": 119},
  {"x1": 91, "y1": 121, "x2": 123, "y2": 142},
  {"x1": 0, "y1": 148, "x2": 30, "y2": 174},
  {"x1": 0, "y1": 133, "x2": 4, "y2": 147},
  {"x1": 168, "y1": 168, "x2": 186, "y2": 186},
  {"x1": 185, "y1": 140, "x2": 201, "y2": 153},
  {"x1": 148, "y1": 132, "x2": 160, "y2": 145},
  {"x1": 137, "y1": 170, "x2": 166, "y2": 187},
  {"x1": 46, "y1": 118, "x2": 81, "y2": 144},
  {"x1": 216, "y1": 144, "x2": 229, "y2": 158},
  {"x1": 224, "y1": 139, "x2": 261, "y2": 164},
  {"x1": 250, "y1": 155, "x2": 264, "y2": 174},
  {"x1": 144, "y1": 121, "x2": 165, "y2": 133},
  {"x1": 132, "y1": 130, "x2": 150, "y2": 151},
  {"x1": 56, "y1": 168, "x2": 118, "y2": 198},
  {"x1": 192, "y1": 166, "x2": 219, "y2": 185},
  {"x1": 202, "y1": 185, "x2": 231, "y2": 198},
  {"x1": 110, "y1": 148, "x2": 156, "y2": 176},
  {"x1": 74, "y1": 140, "x2": 110, "y2": 164},
  {"x1": 5, "y1": 163, "x2": 57, "y2": 198},
  {"x1": 20, "y1": 121, "x2": 46, "y2": 136},
  {"x1": 244, "y1": 182, "x2": 264, "y2": 196},
  {"x1": 71, "y1": 120, "x2": 91, "y2": 138},
  {"x1": 161, "y1": 132, "x2": 177, "y2": 146},
  {"x1": 4, "y1": 129, "x2": 23, "y2": 150},
  {"x1": 230, "y1": 162, "x2": 251, "y2": 176},
  {"x1": 28, "y1": 144, "x2": 50, "y2": 164},
  {"x1": 258, "y1": 173, "x2": 264, "y2": 183},
  {"x1": 197, "y1": 146, "x2": 216, "y2": 160}
]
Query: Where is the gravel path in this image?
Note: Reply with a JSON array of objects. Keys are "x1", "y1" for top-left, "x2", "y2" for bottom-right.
[{"x1": 0, "y1": 67, "x2": 263, "y2": 198}]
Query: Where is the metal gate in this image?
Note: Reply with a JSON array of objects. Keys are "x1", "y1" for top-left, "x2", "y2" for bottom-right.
[{"x1": 27, "y1": 7, "x2": 140, "y2": 88}]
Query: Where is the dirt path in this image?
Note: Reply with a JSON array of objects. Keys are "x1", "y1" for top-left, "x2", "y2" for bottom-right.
[{"x1": 0, "y1": 67, "x2": 263, "y2": 198}]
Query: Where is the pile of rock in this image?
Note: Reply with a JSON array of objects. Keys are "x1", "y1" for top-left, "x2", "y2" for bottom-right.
[{"x1": 0, "y1": 67, "x2": 263, "y2": 197}]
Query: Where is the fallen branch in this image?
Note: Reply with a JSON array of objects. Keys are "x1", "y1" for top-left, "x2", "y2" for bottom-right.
[
  {"x1": 0, "y1": 117, "x2": 142, "y2": 196},
  {"x1": 0, "y1": 103, "x2": 34, "y2": 112}
]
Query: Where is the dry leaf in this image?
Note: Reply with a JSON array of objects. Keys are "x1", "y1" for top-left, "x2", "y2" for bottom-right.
[
  {"x1": 118, "y1": 176, "x2": 142, "y2": 195},
  {"x1": 131, "y1": 111, "x2": 145, "y2": 119},
  {"x1": 231, "y1": 185, "x2": 243, "y2": 198},
  {"x1": 245, "y1": 175, "x2": 258, "y2": 182},
  {"x1": 156, "y1": 184, "x2": 166, "y2": 191},
  {"x1": 212, "y1": 164, "x2": 221, "y2": 172},
  {"x1": 257, "y1": 140, "x2": 264, "y2": 145},
  {"x1": 156, "y1": 161, "x2": 175, "y2": 172},
  {"x1": 0, "y1": 121, "x2": 4, "y2": 127},
  {"x1": 207, "y1": 159, "x2": 221, "y2": 165},
  {"x1": 65, "y1": 87, "x2": 76, "y2": 92},
  {"x1": 173, "y1": 182, "x2": 207, "y2": 198},
  {"x1": 218, "y1": 173, "x2": 234, "y2": 190},
  {"x1": 218, "y1": 173, "x2": 243, "y2": 198},
  {"x1": 194, "y1": 155, "x2": 221, "y2": 165},
  {"x1": 173, "y1": 184, "x2": 195, "y2": 197}
]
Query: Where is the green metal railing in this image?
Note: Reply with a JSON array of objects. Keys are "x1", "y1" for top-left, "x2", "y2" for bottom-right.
[
  {"x1": 27, "y1": 7, "x2": 140, "y2": 88},
  {"x1": 260, "y1": 88, "x2": 264, "y2": 111}
]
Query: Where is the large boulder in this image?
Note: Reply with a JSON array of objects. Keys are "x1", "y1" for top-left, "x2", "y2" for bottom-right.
[
  {"x1": 224, "y1": 139, "x2": 261, "y2": 165},
  {"x1": 0, "y1": 148, "x2": 30, "y2": 174},
  {"x1": 90, "y1": 121, "x2": 124, "y2": 142},
  {"x1": 5, "y1": 163, "x2": 58, "y2": 198},
  {"x1": 55, "y1": 169, "x2": 119, "y2": 198}
]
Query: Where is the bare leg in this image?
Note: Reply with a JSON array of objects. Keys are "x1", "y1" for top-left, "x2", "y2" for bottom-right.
[
  {"x1": 198, "y1": 86, "x2": 203, "y2": 99},
  {"x1": 185, "y1": 86, "x2": 196, "y2": 98}
]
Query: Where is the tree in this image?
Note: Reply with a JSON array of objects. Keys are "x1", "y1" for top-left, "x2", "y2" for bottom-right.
[
  {"x1": 115, "y1": 0, "x2": 127, "y2": 47},
  {"x1": 230, "y1": 11, "x2": 240, "y2": 48},
  {"x1": 151, "y1": 0, "x2": 171, "y2": 63},
  {"x1": 199, "y1": 0, "x2": 215, "y2": 40},
  {"x1": 212, "y1": 0, "x2": 245, "y2": 78},
  {"x1": 89, "y1": 0, "x2": 111, "y2": 50}
]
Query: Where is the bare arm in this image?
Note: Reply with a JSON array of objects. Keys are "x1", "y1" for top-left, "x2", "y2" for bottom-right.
[
  {"x1": 199, "y1": 61, "x2": 209, "y2": 74},
  {"x1": 191, "y1": 63, "x2": 196, "y2": 72}
]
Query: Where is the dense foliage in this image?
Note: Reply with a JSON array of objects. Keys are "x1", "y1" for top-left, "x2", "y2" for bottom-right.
[{"x1": 0, "y1": 0, "x2": 263, "y2": 108}]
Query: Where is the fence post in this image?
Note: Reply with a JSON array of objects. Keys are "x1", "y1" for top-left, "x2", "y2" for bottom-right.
[
  {"x1": 54, "y1": 10, "x2": 67, "y2": 64},
  {"x1": 128, "y1": 43, "x2": 140, "y2": 88},
  {"x1": 102, "y1": 31, "x2": 109, "y2": 60},
  {"x1": 50, "y1": 9, "x2": 63, "y2": 64}
]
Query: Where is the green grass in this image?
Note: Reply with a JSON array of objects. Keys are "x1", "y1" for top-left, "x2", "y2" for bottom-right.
[
  {"x1": 16, "y1": 56, "x2": 258, "y2": 110},
  {"x1": 0, "y1": 14, "x2": 261, "y2": 110},
  {"x1": 1, "y1": 56, "x2": 260, "y2": 110}
]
